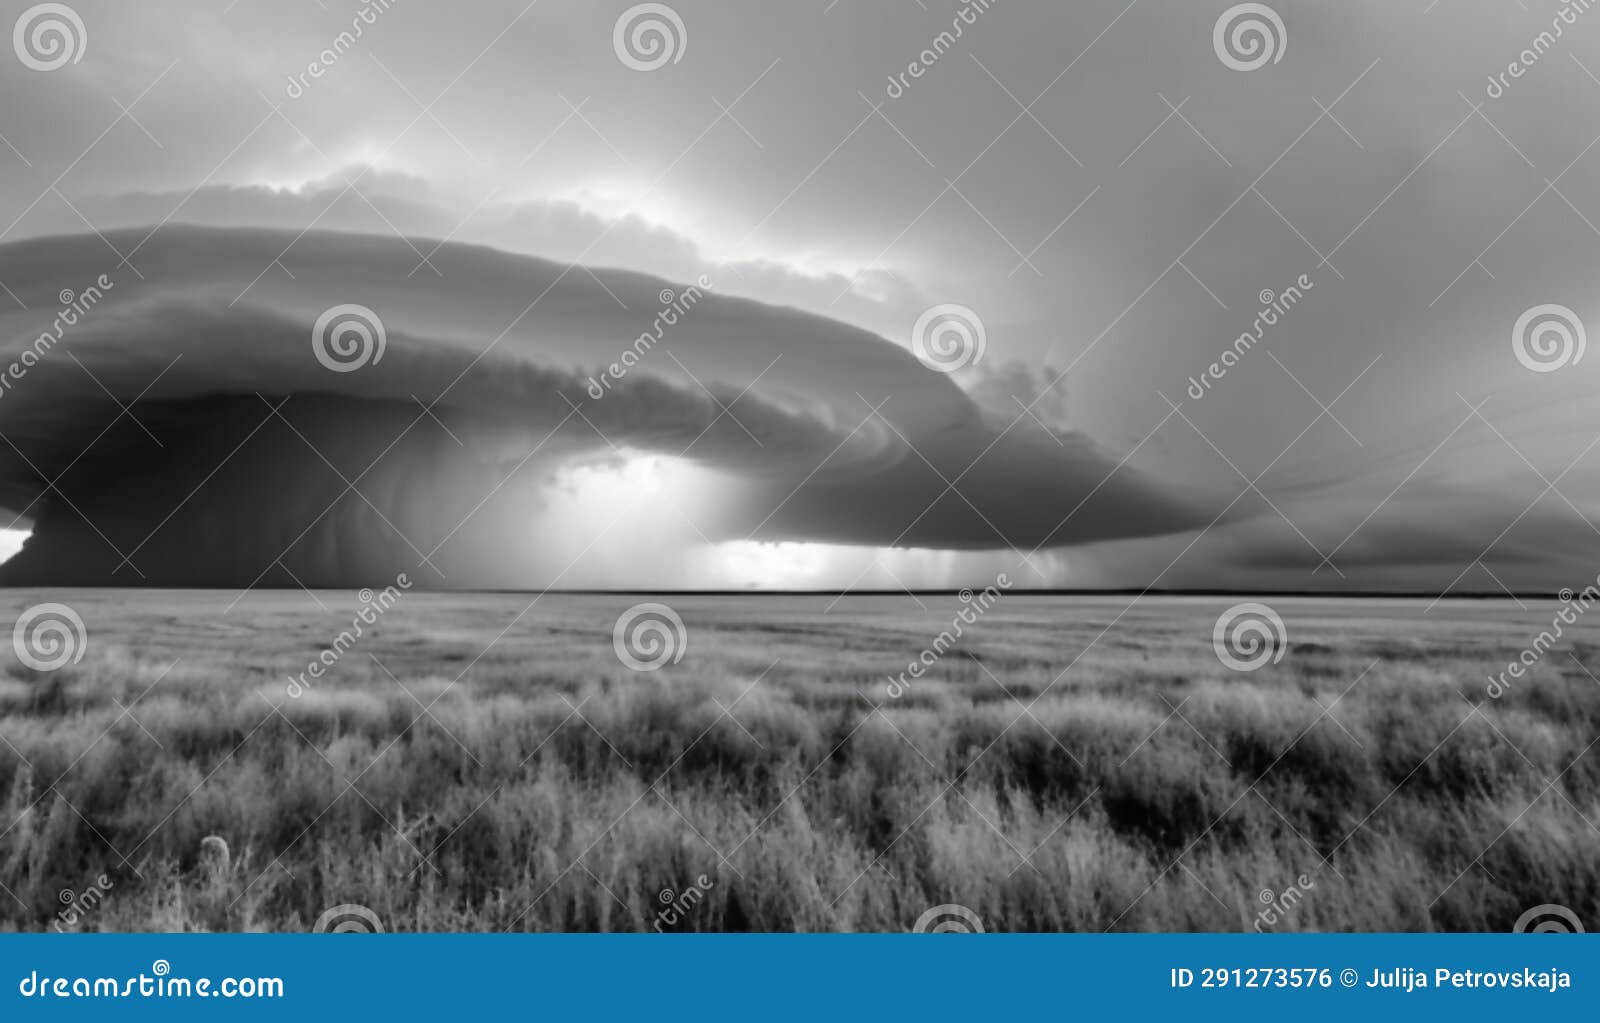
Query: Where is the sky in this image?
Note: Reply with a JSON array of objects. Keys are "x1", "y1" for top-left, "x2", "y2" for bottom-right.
[{"x1": 0, "y1": 0, "x2": 1598, "y2": 592}]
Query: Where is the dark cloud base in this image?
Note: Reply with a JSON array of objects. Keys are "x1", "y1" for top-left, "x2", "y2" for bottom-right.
[{"x1": 0, "y1": 226, "x2": 1220, "y2": 587}]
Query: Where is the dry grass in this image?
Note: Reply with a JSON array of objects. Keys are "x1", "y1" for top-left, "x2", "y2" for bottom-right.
[{"x1": 0, "y1": 590, "x2": 1596, "y2": 932}]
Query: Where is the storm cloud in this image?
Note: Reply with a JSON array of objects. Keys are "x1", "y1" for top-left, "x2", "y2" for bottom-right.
[
  {"x1": 2, "y1": 1, "x2": 1598, "y2": 590},
  {"x1": 0, "y1": 226, "x2": 1216, "y2": 587}
]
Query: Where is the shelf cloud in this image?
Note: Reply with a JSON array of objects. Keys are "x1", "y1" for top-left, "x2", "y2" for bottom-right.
[
  {"x1": 0, "y1": 226, "x2": 1217, "y2": 587},
  {"x1": 3, "y1": 1, "x2": 1598, "y2": 591}
]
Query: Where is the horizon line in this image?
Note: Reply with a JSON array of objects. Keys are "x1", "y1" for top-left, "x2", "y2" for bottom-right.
[{"x1": 0, "y1": 586, "x2": 1567, "y2": 600}]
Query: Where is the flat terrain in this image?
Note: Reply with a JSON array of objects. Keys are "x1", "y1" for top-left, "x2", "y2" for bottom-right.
[{"x1": 0, "y1": 590, "x2": 1595, "y2": 932}]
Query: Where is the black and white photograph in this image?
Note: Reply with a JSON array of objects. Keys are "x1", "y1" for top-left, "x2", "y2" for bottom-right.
[{"x1": 0, "y1": 0, "x2": 1596, "y2": 936}]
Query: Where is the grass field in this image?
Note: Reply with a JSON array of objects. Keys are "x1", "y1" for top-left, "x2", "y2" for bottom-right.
[{"x1": 0, "y1": 590, "x2": 1595, "y2": 932}]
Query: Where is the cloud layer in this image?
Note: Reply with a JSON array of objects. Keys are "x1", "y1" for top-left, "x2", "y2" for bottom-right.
[
  {"x1": 0, "y1": 225, "x2": 1216, "y2": 587},
  {"x1": 5, "y1": 2, "x2": 1600, "y2": 590}
]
